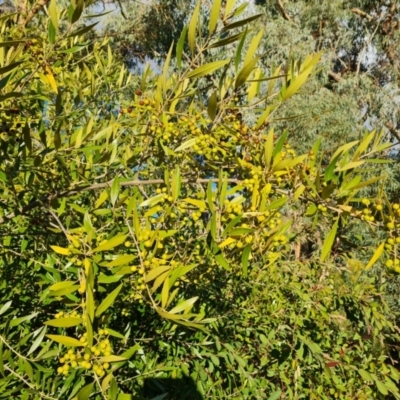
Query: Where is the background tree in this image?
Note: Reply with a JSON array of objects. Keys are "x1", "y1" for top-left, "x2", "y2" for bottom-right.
[{"x1": 0, "y1": 0, "x2": 400, "y2": 399}]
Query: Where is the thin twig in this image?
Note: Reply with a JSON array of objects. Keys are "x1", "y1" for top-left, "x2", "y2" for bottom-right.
[
  {"x1": 0, "y1": 178, "x2": 240, "y2": 225},
  {"x1": 47, "y1": 208, "x2": 71, "y2": 242},
  {"x1": 4, "y1": 365, "x2": 58, "y2": 400},
  {"x1": 277, "y1": 0, "x2": 292, "y2": 22}
]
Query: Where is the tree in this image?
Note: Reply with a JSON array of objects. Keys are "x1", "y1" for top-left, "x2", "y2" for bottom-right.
[
  {"x1": 0, "y1": 0, "x2": 399, "y2": 398},
  {"x1": 251, "y1": 0, "x2": 400, "y2": 152}
]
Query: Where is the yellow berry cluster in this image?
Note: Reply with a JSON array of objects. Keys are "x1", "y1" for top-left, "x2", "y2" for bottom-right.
[
  {"x1": 318, "y1": 204, "x2": 328, "y2": 214},
  {"x1": 223, "y1": 201, "x2": 243, "y2": 220},
  {"x1": 57, "y1": 331, "x2": 112, "y2": 376},
  {"x1": 359, "y1": 198, "x2": 376, "y2": 223},
  {"x1": 271, "y1": 235, "x2": 288, "y2": 249},
  {"x1": 54, "y1": 310, "x2": 81, "y2": 319},
  {"x1": 258, "y1": 211, "x2": 283, "y2": 229}
]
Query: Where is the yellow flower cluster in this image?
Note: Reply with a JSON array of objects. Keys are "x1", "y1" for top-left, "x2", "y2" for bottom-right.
[{"x1": 57, "y1": 331, "x2": 113, "y2": 377}]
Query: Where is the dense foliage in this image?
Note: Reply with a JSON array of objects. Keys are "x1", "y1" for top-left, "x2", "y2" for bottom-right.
[{"x1": 1, "y1": 0, "x2": 400, "y2": 399}]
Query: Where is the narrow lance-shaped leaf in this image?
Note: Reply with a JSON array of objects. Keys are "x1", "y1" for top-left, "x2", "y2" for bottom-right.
[
  {"x1": 78, "y1": 382, "x2": 94, "y2": 400},
  {"x1": 188, "y1": 0, "x2": 201, "y2": 54},
  {"x1": 172, "y1": 165, "x2": 181, "y2": 201},
  {"x1": 95, "y1": 284, "x2": 123, "y2": 317},
  {"x1": 27, "y1": 326, "x2": 47, "y2": 356},
  {"x1": 44, "y1": 317, "x2": 82, "y2": 328},
  {"x1": 162, "y1": 41, "x2": 174, "y2": 92},
  {"x1": 46, "y1": 335, "x2": 84, "y2": 347},
  {"x1": 49, "y1": 0, "x2": 58, "y2": 30},
  {"x1": 208, "y1": 91, "x2": 218, "y2": 121},
  {"x1": 187, "y1": 60, "x2": 230, "y2": 79},
  {"x1": 93, "y1": 235, "x2": 127, "y2": 252},
  {"x1": 321, "y1": 219, "x2": 339, "y2": 262},
  {"x1": 161, "y1": 277, "x2": 170, "y2": 309},
  {"x1": 235, "y1": 57, "x2": 259, "y2": 89},
  {"x1": 281, "y1": 52, "x2": 322, "y2": 100},
  {"x1": 235, "y1": 28, "x2": 248, "y2": 71},
  {"x1": 169, "y1": 297, "x2": 198, "y2": 314},
  {"x1": 222, "y1": 14, "x2": 262, "y2": 31},
  {"x1": 224, "y1": 0, "x2": 237, "y2": 17},
  {"x1": 110, "y1": 177, "x2": 119, "y2": 206},
  {"x1": 176, "y1": 26, "x2": 187, "y2": 69},
  {"x1": 209, "y1": 0, "x2": 222, "y2": 34},
  {"x1": 365, "y1": 242, "x2": 385, "y2": 270},
  {"x1": 0, "y1": 300, "x2": 12, "y2": 316},
  {"x1": 209, "y1": 30, "x2": 246, "y2": 49}
]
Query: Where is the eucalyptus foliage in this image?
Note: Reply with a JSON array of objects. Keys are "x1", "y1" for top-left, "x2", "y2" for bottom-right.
[{"x1": 0, "y1": 0, "x2": 400, "y2": 399}]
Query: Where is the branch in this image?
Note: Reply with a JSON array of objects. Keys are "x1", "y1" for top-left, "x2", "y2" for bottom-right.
[
  {"x1": 19, "y1": 0, "x2": 50, "y2": 26},
  {"x1": 328, "y1": 70, "x2": 342, "y2": 82},
  {"x1": 351, "y1": 8, "x2": 373, "y2": 22},
  {"x1": 277, "y1": 0, "x2": 292, "y2": 22},
  {"x1": 0, "y1": 178, "x2": 241, "y2": 225},
  {"x1": 384, "y1": 121, "x2": 400, "y2": 143}
]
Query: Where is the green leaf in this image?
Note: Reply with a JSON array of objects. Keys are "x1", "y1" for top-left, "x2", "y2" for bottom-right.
[
  {"x1": 336, "y1": 160, "x2": 365, "y2": 172},
  {"x1": 145, "y1": 266, "x2": 171, "y2": 283},
  {"x1": 98, "y1": 355, "x2": 127, "y2": 362},
  {"x1": 207, "y1": 91, "x2": 218, "y2": 121},
  {"x1": 272, "y1": 131, "x2": 288, "y2": 158},
  {"x1": 49, "y1": 285, "x2": 80, "y2": 297},
  {"x1": 9, "y1": 312, "x2": 38, "y2": 327},
  {"x1": 139, "y1": 193, "x2": 165, "y2": 208},
  {"x1": 267, "y1": 389, "x2": 282, "y2": 400},
  {"x1": 244, "y1": 29, "x2": 264, "y2": 68},
  {"x1": 161, "y1": 277, "x2": 170, "y2": 309},
  {"x1": 175, "y1": 138, "x2": 197, "y2": 152},
  {"x1": 110, "y1": 177, "x2": 120, "y2": 206},
  {"x1": 172, "y1": 165, "x2": 181, "y2": 201},
  {"x1": 209, "y1": 30, "x2": 246, "y2": 49},
  {"x1": 176, "y1": 25, "x2": 187, "y2": 69},
  {"x1": 78, "y1": 382, "x2": 94, "y2": 400},
  {"x1": 235, "y1": 28, "x2": 248, "y2": 71},
  {"x1": 163, "y1": 41, "x2": 174, "y2": 91},
  {"x1": 105, "y1": 255, "x2": 136, "y2": 268},
  {"x1": 0, "y1": 40, "x2": 26, "y2": 47},
  {"x1": 23, "y1": 123, "x2": 32, "y2": 152},
  {"x1": 0, "y1": 301, "x2": 12, "y2": 316},
  {"x1": 215, "y1": 253, "x2": 230, "y2": 270},
  {"x1": 95, "y1": 284, "x2": 123, "y2": 317},
  {"x1": 71, "y1": 0, "x2": 84, "y2": 23},
  {"x1": 209, "y1": 0, "x2": 222, "y2": 34},
  {"x1": 324, "y1": 154, "x2": 340, "y2": 182},
  {"x1": 358, "y1": 369, "x2": 373, "y2": 382},
  {"x1": 222, "y1": 14, "x2": 262, "y2": 31},
  {"x1": 44, "y1": 317, "x2": 82, "y2": 328},
  {"x1": 187, "y1": 60, "x2": 230, "y2": 79},
  {"x1": 321, "y1": 219, "x2": 339, "y2": 262},
  {"x1": 0, "y1": 61, "x2": 23, "y2": 75},
  {"x1": 49, "y1": 281, "x2": 76, "y2": 291},
  {"x1": 281, "y1": 52, "x2": 322, "y2": 100},
  {"x1": 188, "y1": 0, "x2": 201, "y2": 54},
  {"x1": 235, "y1": 57, "x2": 259, "y2": 89},
  {"x1": 67, "y1": 22, "x2": 99, "y2": 38},
  {"x1": 46, "y1": 335, "x2": 84, "y2": 347},
  {"x1": 50, "y1": 245, "x2": 70, "y2": 255},
  {"x1": 365, "y1": 241, "x2": 385, "y2": 270},
  {"x1": 224, "y1": 0, "x2": 236, "y2": 17},
  {"x1": 169, "y1": 297, "x2": 198, "y2": 314},
  {"x1": 93, "y1": 235, "x2": 127, "y2": 252},
  {"x1": 48, "y1": 0, "x2": 58, "y2": 30},
  {"x1": 105, "y1": 328, "x2": 125, "y2": 339},
  {"x1": 27, "y1": 326, "x2": 47, "y2": 356},
  {"x1": 375, "y1": 380, "x2": 388, "y2": 395}
]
